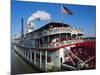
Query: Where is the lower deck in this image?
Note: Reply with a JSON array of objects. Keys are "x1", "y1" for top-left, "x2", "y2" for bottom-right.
[{"x1": 14, "y1": 40, "x2": 96, "y2": 71}]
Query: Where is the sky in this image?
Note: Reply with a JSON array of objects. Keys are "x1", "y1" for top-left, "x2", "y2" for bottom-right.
[{"x1": 11, "y1": 0, "x2": 96, "y2": 38}]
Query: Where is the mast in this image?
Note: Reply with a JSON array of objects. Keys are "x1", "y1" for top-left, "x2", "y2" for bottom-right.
[{"x1": 21, "y1": 18, "x2": 24, "y2": 38}]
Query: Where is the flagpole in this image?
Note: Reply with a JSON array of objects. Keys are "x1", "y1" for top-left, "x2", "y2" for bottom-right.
[
  {"x1": 61, "y1": 5, "x2": 74, "y2": 42},
  {"x1": 61, "y1": 4, "x2": 64, "y2": 24},
  {"x1": 61, "y1": 4, "x2": 64, "y2": 41}
]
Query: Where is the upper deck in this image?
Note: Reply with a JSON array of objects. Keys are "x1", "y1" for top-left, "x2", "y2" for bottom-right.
[
  {"x1": 25, "y1": 22, "x2": 84, "y2": 39},
  {"x1": 15, "y1": 22, "x2": 85, "y2": 50}
]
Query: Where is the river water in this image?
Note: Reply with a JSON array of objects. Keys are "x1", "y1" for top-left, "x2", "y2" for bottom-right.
[{"x1": 11, "y1": 44, "x2": 39, "y2": 75}]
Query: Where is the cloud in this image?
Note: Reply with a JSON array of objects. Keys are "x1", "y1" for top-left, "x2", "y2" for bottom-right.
[{"x1": 27, "y1": 10, "x2": 51, "y2": 24}]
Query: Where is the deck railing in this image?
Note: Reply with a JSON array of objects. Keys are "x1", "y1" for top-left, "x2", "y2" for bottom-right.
[
  {"x1": 38, "y1": 39, "x2": 84, "y2": 48},
  {"x1": 38, "y1": 38, "x2": 96, "y2": 49},
  {"x1": 33, "y1": 27, "x2": 83, "y2": 39}
]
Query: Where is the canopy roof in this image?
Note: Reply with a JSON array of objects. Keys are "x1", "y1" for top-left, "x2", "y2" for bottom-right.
[
  {"x1": 30, "y1": 22, "x2": 70, "y2": 32},
  {"x1": 38, "y1": 22, "x2": 70, "y2": 31},
  {"x1": 27, "y1": 22, "x2": 70, "y2": 35}
]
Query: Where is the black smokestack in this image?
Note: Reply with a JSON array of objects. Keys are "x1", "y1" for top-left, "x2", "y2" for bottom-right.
[{"x1": 21, "y1": 18, "x2": 24, "y2": 38}]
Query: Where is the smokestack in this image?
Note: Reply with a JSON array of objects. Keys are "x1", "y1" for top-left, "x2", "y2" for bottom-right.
[{"x1": 21, "y1": 18, "x2": 24, "y2": 38}]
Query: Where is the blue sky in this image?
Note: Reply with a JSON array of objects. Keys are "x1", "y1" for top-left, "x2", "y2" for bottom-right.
[{"x1": 11, "y1": 1, "x2": 96, "y2": 37}]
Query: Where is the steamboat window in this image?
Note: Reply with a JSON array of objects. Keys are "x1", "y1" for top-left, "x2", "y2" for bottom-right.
[
  {"x1": 72, "y1": 34, "x2": 77, "y2": 39},
  {"x1": 66, "y1": 33, "x2": 71, "y2": 39}
]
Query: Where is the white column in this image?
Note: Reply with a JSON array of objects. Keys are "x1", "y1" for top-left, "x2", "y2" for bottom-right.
[
  {"x1": 23, "y1": 50, "x2": 24, "y2": 57},
  {"x1": 27, "y1": 50, "x2": 28, "y2": 60},
  {"x1": 30, "y1": 49, "x2": 32, "y2": 62},
  {"x1": 25, "y1": 50, "x2": 26, "y2": 58},
  {"x1": 22, "y1": 49, "x2": 24, "y2": 57},
  {"x1": 28, "y1": 50, "x2": 30, "y2": 60},
  {"x1": 40, "y1": 50, "x2": 42, "y2": 68},
  {"x1": 24, "y1": 50, "x2": 26, "y2": 58},
  {"x1": 21, "y1": 49, "x2": 22, "y2": 56},
  {"x1": 21, "y1": 49, "x2": 22, "y2": 55},
  {"x1": 20, "y1": 49, "x2": 21, "y2": 55},
  {"x1": 27, "y1": 50, "x2": 29, "y2": 60},
  {"x1": 23, "y1": 49, "x2": 25, "y2": 57},
  {"x1": 45, "y1": 50, "x2": 47, "y2": 71},
  {"x1": 34, "y1": 50, "x2": 36, "y2": 64}
]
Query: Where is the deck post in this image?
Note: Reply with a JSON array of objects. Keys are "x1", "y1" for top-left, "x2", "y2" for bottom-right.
[
  {"x1": 45, "y1": 50, "x2": 47, "y2": 71},
  {"x1": 28, "y1": 50, "x2": 29, "y2": 60},
  {"x1": 30, "y1": 49, "x2": 32, "y2": 62},
  {"x1": 40, "y1": 50, "x2": 42, "y2": 68},
  {"x1": 25, "y1": 50, "x2": 27, "y2": 59},
  {"x1": 34, "y1": 50, "x2": 36, "y2": 64},
  {"x1": 27, "y1": 50, "x2": 28, "y2": 60},
  {"x1": 24, "y1": 50, "x2": 25, "y2": 57},
  {"x1": 24, "y1": 50, "x2": 26, "y2": 58},
  {"x1": 23, "y1": 49, "x2": 24, "y2": 57},
  {"x1": 23, "y1": 49, "x2": 25, "y2": 58},
  {"x1": 22, "y1": 49, "x2": 23, "y2": 56}
]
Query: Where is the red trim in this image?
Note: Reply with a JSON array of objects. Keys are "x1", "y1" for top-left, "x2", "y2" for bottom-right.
[
  {"x1": 16, "y1": 41, "x2": 95, "y2": 51},
  {"x1": 33, "y1": 41, "x2": 96, "y2": 51},
  {"x1": 31, "y1": 43, "x2": 76, "y2": 51}
]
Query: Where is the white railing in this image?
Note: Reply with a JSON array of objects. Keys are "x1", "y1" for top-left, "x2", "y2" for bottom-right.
[
  {"x1": 33, "y1": 27, "x2": 83, "y2": 39},
  {"x1": 42, "y1": 27, "x2": 72, "y2": 36}
]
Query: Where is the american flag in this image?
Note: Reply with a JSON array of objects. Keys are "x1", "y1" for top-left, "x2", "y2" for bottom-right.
[{"x1": 62, "y1": 5, "x2": 73, "y2": 15}]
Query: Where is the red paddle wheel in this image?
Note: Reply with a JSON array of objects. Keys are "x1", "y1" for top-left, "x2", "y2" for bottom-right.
[{"x1": 63, "y1": 41, "x2": 96, "y2": 70}]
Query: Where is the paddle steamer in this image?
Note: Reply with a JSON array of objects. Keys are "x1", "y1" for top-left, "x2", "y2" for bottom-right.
[{"x1": 14, "y1": 18, "x2": 95, "y2": 71}]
